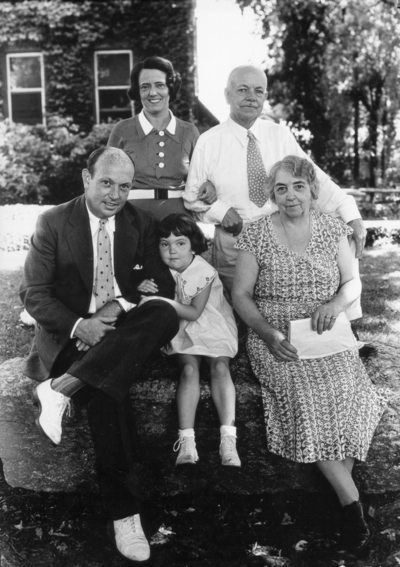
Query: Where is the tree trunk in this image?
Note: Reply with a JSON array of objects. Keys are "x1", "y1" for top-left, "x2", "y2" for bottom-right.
[
  {"x1": 353, "y1": 94, "x2": 360, "y2": 183},
  {"x1": 368, "y1": 105, "x2": 380, "y2": 188},
  {"x1": 380, "y1": 100, "x2": 388, "y2": 183}
]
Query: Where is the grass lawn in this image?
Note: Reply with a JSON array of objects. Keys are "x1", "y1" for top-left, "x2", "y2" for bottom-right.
[
  {"x1": 357, "y1": 243, "x2": 400, "y2": 346},
  {"x1": 0, "y1": 244, "x2": 399, "y2": 567},
  {"x1": 1, "y1": 242, "x2": 399, "y2": 368},
  {"x1": 0, "y1": 268, "x2": 34, "y2": 365}
]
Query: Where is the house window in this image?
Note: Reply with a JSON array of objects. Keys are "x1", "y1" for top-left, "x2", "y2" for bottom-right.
[
  {"x1": 6, "y1": 53, "x2": 45, "y2": 125},
  {"x1": 94, "y1": 50, "x2": 133, "y2": 123}
]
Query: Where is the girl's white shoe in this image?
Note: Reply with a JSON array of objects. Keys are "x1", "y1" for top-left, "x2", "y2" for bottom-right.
[
  {"x1": 220, "y1": 435, "x2": 241, "y2": 467},
  {"x1": 173, "y1": 435, "x2": 199, "y2": 466}
]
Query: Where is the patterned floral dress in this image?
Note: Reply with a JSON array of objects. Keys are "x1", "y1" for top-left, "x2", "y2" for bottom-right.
[{"x1": 235, "y1": 211, "x2": 387, "y2": 463}]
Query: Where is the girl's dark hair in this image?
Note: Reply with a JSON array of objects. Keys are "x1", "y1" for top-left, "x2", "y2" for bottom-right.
[
  {"x1": 128, "y1": 56, "x2": 182, "y2": 103},
  {"x1": 157, "y1": 214, "x2": 208, "y2": 255}
]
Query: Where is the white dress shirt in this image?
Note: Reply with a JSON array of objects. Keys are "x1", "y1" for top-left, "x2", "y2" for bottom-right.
[
  {"x1": 70, "y1": 206, "x2": 135, "y2": 338},
  {"x1": 183, "y1": 116, "x2": 360, "y2": 225}
]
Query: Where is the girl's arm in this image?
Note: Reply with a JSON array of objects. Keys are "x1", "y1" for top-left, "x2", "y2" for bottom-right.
[
  {"x1": 311, "y1": 236, "x2": 361, "y2": 333},
  {"x1": 167, "y1": 283, "x2": 212, "y2": 321},
  {"x1": 232, "y1": 250, "x2": 299, "y2": 362}
]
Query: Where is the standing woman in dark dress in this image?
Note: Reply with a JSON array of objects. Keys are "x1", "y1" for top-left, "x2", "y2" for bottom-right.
[{"x1": 108, "y1": 56, "x2": 209, "y2": 205}]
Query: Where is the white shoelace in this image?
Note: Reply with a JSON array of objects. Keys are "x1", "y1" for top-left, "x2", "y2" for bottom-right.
[
  {"x1": 173, "y1": 436, "x2": 194, "y2": 453},
  {"x1": 122, "y1": 516, "x2": 138, "y2": 533},
  {"x1": 57, "y1": 396, "x2": 71, "y2": 418},
  {"x1": 220, "y1": 435, "x2": 238, "y2": 457}
]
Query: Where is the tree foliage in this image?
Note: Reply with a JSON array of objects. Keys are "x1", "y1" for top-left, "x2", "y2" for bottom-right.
[
  {"x1": 0, "y1": 117, "x2": 113, "y2": 205},
  {"x1": 0, "y1": 0, "x2": 196, "y2": 129},
  {"x1": 0, "y1": 0, "x2": 197, "y2": 204},
  {"x1": 236, "y1": 0, "x2": 400, "y2": 186}
]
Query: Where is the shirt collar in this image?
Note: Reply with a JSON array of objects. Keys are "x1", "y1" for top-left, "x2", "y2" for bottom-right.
[
  {"x1": 227, "y1": 115, "x2": 262, "y2": 146},
  {"x1": 138, "y1": 109, "x2": 177, "y2": 135},
  {"x1": 86, "y1": 203, "x2": 115, "y2": 236}
]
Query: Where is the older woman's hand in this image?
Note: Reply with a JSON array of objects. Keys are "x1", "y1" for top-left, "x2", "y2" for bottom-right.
[
  {"x1": 311, "y1": 303, "x2": 341, "y2": 334},
  {"x1": 263, "y1": 329, "x2": 299, "y2": 362}
]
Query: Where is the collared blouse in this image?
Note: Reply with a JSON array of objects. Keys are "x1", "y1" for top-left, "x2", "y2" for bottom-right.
[{"x1": 107, "y1": 112, "x2": 199, "y2": 192}]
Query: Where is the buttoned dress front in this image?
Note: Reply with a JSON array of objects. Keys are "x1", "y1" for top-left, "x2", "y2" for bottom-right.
[{"x1": 108, "y1": 111, "x2": 199, "y2": 197}]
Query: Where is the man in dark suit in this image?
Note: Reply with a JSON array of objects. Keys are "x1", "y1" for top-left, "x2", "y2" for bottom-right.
[{"x1": 19, "y1": 147, "x2": 179, "y2": 563}]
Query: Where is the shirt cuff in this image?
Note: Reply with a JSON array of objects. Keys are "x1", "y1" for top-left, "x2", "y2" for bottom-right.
[
  {"x1": 70, "y1": 318, "x2": 83, "y2": 339},
  {"x1": 204, "y1": 200, "x2": 231, "y2": 224},
  {"x1": 337, "y1": 200, "x2": 362, "y2": 224},
  {"x1": 114, "y1": 297, "x2": 136, "y2": 312}
]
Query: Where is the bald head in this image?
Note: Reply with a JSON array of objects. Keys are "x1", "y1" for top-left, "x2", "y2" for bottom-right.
[
  {"x1": 225, "y1": 65, "x2": 268, "y2": 129},
  {"x1": 87, "y1": 147, "x2": 134, "y2": 177},
  {"x1": 83, "y1": 147, "x2": 135, "y2": 219},
  {"x1": 226, "y1": 65, "x2": 267, "y2": 90}
]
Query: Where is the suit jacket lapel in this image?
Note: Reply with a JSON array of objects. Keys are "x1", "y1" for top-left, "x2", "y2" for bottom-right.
[
  {"x1": 114, "y1": 208, "x2": 139, "y2": 293},
  {"x1": 67, "y1": 196, "x2": 94, "y2": 295}
]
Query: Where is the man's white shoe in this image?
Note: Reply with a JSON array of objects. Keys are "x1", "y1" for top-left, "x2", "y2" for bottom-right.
[
  {"x1": 220, "y1": 435, "x2": 241, "y2": 467},
  {"x1": 112, "y1": 514, "x2": 150, "y2": 562},
  {"x1": 32, "y1": 380, "x2": 70, "y2": 446}
]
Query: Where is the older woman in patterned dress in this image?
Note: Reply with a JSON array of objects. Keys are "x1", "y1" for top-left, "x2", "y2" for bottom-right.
[{"x1": 232, "y1": 155, "x2": 387, "y2": 551}]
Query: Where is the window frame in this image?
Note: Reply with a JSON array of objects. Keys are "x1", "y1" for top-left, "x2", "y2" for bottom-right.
[
  {"x1": 6, "y1": 52, "x2": 46, "y2": 125},
  {"x1": 94, "y1": 49, "x2": 134, "y2": 124}
]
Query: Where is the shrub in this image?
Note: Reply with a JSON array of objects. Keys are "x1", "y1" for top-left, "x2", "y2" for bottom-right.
[
  {"x1": 0, "y1": 116, "x2": 113, "y2": 205},
  {"x1": 358, "y1": 201, "x2": 400, "y2": 221}
]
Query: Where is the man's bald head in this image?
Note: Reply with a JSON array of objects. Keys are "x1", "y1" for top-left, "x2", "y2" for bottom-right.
[
  {"x1": 226, "y1": 65, "x2": 267, "y2": 91},
  {"x1": 87, "y1": 147, "x2": 134, "y2": 178},
  {"x1": 83, "y1": 147, "x2": 135, "y2": 219},
  {"x1": 225, "y1": 65, "x2": 268, "y2": 129}
]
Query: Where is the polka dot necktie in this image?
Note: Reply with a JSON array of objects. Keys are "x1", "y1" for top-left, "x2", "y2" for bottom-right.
[
  {"x1": 247, "y1": 131, "x2": 268, "y2": 207},
  {"x1": 94, "y1": 219, "x2": 115, "y2": 311}
]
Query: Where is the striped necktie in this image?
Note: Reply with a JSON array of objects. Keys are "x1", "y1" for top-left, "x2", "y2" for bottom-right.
[
  {"x1": 247, "y1": 130, "x2": 268, "y2": 207},
  {"x1": 94, "y1": 219, "x2": 115, "y2": 311}
]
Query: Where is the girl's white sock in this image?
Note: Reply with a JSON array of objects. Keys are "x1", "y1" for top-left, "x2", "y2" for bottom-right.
[
  {"x1": 220, "y1": 425, "x2": 237, "y2": 438},
  {"x1": 178, "y1": 428, "x2": 195, "y2": 438}
]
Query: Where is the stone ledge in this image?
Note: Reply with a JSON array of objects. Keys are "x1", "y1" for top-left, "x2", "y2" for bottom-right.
[{"x1": 0, "y1": 343, "x2": 399, "y2": 498}]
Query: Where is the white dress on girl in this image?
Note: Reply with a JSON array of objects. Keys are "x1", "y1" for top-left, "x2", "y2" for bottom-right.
[{"x1": 162, "y1": 255, "x2": 238, "y2": 358}]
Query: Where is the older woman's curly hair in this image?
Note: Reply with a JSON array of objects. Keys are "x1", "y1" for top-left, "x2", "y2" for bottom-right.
[
  {"x1": 128, "y1": 56, "x2": 182, "y2": 103},
  {"x1": 267, "y1": 155, "x2": 320, "y2": 203}
]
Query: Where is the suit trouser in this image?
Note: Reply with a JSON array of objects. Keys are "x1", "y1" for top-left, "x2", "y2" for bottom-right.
[
  {"x1": 55, "y1": 300, "x2": 179, "y2": 520},
  {"x1": 212, "y1": 225, "x2": 362, "y2": 320},
  {"x1": 212, "y1": 227, "x2": 239, "y2": 294}
]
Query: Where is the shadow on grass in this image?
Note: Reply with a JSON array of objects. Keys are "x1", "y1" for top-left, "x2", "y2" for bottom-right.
[{"x1": 2, "y1": 453, "x2": 397, "y2": 567}]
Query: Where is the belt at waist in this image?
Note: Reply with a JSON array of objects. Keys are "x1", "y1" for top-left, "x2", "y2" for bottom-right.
[{"x1": 129, "y1": 189, "x2": 183, "y2": 200}]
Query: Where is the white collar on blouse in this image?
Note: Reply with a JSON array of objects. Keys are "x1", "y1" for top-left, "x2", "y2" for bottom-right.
[{"x1": 139, "y1": 109, "x2": 177, "y2": 136}]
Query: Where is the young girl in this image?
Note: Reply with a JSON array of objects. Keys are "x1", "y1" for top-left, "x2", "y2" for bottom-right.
[{"x1": 138, "y1": 214, "x2": 240, "y2": 467}]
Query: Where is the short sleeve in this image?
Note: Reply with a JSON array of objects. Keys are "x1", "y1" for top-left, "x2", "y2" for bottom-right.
[
  {"x1": 341, "y1": 222, "x2": 354, "y2": 239},
  {"x1": 235, "y1": 218, "x2": 266, "y2": 257},
  {"x1": 107, "y1": 122, "x2": 123, "y2": 148},
  {"x1": 316, "y1": 213, "x2": 353, "y2": 256},
  {"x1": 178, "y1": 256, "x2": 217, "y2": 301}
]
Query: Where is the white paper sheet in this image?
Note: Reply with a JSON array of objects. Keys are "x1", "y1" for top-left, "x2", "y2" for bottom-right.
[{"x1": 288, "y1": 311, "x2": 357, "y2": 359}]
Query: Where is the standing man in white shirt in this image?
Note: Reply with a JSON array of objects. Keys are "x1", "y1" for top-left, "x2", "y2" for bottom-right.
[{"x1": 183, "y1": 65, "x2": 366, "y2": 299}]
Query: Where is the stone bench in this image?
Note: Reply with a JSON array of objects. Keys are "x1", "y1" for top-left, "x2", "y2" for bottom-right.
[{"x1": 0, "y1": 342, "x2": 399, "y2": 500}]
